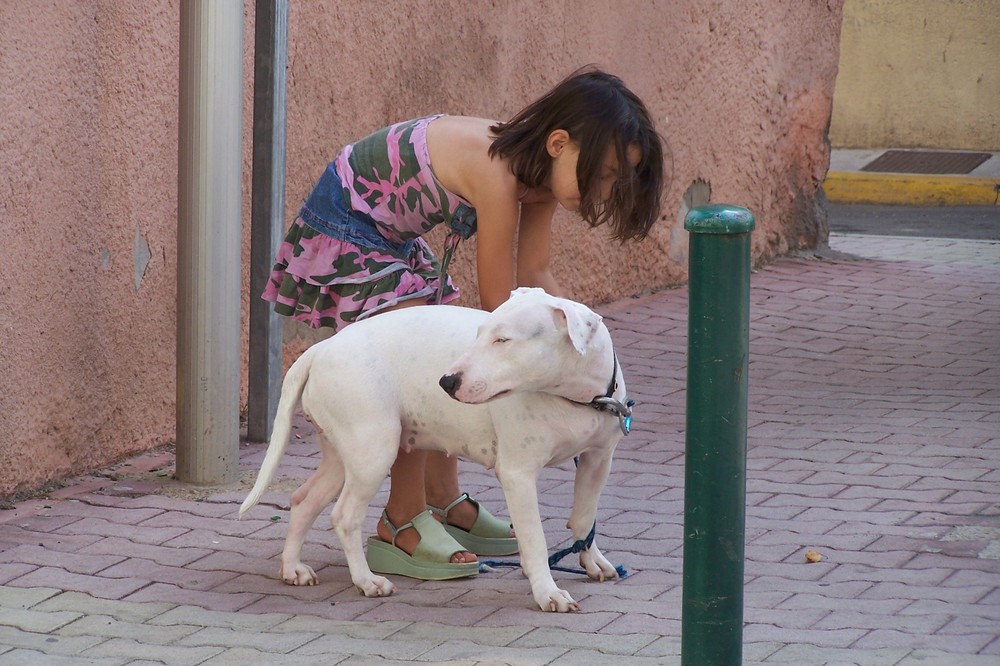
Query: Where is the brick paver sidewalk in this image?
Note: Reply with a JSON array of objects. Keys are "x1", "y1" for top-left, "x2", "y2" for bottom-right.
[{"x1": 1, "y1": 233, "x2": 998, "y2": 665}]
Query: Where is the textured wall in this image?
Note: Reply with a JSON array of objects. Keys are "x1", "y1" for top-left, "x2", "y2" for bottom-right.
[
  {"x1": 0, "y1": 0, "x2": 843, "y2": 497},
  {"x1": 830, "y1": 0, "x2": 1000, "y2": 150},
  {"x1": 0, "y1": 1, "x2": 182, "y2": 494}
]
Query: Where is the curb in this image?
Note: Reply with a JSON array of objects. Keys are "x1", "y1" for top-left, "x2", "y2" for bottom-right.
[{"x1": 824, "y1": 171, "x2": 1000, "y2": 206}]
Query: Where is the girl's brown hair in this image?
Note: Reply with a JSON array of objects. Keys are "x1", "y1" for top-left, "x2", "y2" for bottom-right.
[{"x1": 489, "y1": 67, "x2": 664, "y2": 242}]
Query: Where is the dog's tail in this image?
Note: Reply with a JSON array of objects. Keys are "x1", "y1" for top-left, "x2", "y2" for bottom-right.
[{"x1": 238, "y1": 344, "x2": 318, "y2": 519}]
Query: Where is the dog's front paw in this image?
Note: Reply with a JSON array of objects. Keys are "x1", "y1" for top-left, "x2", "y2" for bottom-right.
[
  {"x1": 535, "y1": 587, "x2": 580, "y2": 612},
  {"x1": 355, "y1": 575, "x2": 395, "y2": 598},
  {"x1": 580, "y1": 545, "x2": 619, "y2": 582},
  {"x1": 280, "y1": 562, "x2": 319, "y2": 586}
]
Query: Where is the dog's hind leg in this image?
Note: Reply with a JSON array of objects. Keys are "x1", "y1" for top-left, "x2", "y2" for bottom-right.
[
  {"x1": 329, "y1": 431, "x2": 399, "y2": 598},
  {"x1": 280, "y1": 441, "x2": 345, "y2": 586}
]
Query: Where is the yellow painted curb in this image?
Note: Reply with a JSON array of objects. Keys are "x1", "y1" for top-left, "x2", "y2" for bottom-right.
[{"x1": 824, "y1": 172, "x2": 1000, "y2": 206}]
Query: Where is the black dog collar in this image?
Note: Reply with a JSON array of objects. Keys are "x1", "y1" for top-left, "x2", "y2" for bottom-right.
[{"x1": 585, "y1": 353, "x2": 635, "y2": 436}]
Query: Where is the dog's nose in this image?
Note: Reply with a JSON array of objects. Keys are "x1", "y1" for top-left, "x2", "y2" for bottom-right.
[{"x1": 439, "y1": 373, "x2": 462, "y2": 397}]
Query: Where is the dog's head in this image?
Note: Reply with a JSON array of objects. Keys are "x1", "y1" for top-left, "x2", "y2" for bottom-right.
[{"x1": 440, "y1": 287, "x2": 611, "y2": 404}]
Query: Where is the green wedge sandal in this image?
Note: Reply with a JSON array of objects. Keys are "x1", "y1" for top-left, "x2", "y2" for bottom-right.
[
  {"x1": 428, "y1": 493, "x2": 519, "y2": 557},
  {"x1": 366, "y1": 510, "x2": 480, "y2": 580}
]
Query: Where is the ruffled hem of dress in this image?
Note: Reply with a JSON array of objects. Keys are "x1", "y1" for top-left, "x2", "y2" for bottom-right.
[{"x1": 260, "y1": 216, "x2": 460, "y2": 331}]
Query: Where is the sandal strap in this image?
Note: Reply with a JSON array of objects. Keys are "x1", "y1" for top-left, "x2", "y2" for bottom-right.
[
  {"x1": 380, "y1": 510, "x2": 421, "y2": 548},
  {"x1": 427, "y1": 493, "x2": 473, "y2": 527}
]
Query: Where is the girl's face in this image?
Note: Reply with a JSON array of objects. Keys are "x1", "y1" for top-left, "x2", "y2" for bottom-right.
[
  {"x1": 594, "y1": 143, "x2": 642, "y2": 203},
  {"x1": 546, "y1": 130, "x2": 642, "y2": 211}
]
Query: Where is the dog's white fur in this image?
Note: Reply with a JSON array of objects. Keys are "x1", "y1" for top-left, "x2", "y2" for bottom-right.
[{"x1": 240, "y1": 287, "x2": 625, "y2": 612}]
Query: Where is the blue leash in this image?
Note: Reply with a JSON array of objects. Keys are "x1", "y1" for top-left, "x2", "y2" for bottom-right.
[{"x1": 480, "y1": 521, "x2": 628, "y2": 578}]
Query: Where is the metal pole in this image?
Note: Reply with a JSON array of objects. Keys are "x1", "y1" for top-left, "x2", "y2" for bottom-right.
[
  {"x1": 681, "y1": 204, "x2": 755, "y2": 665},
  {"x1": 176, "y1": 0, "x2": 244, "y2": 484},
  {"x1": 247, "y1": 0, "x2": 289, "y2": 442}
]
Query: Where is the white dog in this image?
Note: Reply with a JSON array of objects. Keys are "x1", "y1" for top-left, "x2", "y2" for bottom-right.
[{"x1": 240, "y1": 287, "x2": 632, "y2": 612}]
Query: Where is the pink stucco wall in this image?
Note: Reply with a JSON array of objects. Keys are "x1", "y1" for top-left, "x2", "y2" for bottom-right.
[{"x1": 0, "y1": 1, "x2": 843, "y2": 497}]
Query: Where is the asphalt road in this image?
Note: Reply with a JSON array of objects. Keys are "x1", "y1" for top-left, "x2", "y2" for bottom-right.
[{"x1": 827, "y1": 204, "x2": 1000, "y2": 241}]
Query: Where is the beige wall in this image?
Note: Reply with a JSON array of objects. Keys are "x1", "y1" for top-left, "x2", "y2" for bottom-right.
[
  {"x1": 0, "y1": 0, "x2": 844, "y2": 497},
  {"x1": 830, "y1": 0, "x2": 1000, "y2": 150}
]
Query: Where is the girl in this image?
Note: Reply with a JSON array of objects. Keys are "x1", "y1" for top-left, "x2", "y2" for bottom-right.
[{"x1": 263, "y1": 67, "x2": 663, "y2": 580}]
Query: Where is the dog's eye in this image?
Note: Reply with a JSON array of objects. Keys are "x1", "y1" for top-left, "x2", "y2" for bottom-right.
[{"x1": 493, "y1": 337, "x2": 509, "y2": 344}]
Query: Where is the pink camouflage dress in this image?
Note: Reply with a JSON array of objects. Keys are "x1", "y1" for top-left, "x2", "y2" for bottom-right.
[{"x1": 262, "y1": 115, "x2": 478, "y2": 332}]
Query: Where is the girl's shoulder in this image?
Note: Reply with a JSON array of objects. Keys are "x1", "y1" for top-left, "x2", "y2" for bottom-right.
[
  {"x1": 426, "y1": 115, "x2": 497, "y2": 144},
  {"x1": 426, "y1": 116, "x2": 519, "y2": 202}
]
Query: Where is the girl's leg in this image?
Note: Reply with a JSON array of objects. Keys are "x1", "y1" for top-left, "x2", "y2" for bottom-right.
[
  {"x1": 376, "y1": 448, "x2": 477, "y2": 564},
  {"x1": 423, "y1": 450, "x2": 461, "y2": 507},
  {"x1": 425, "y1": 452, "x2": 515, "y2": 539}
]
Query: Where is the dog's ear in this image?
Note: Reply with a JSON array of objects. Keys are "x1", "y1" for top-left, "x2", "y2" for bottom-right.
[{"x1": 554, "y1": 302, "x2": 602, "y2": 355}]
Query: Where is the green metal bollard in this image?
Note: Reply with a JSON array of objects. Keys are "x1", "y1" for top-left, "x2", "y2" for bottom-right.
[{"x1": 681, "y1": 204, "x2": 755, "y2": 665}]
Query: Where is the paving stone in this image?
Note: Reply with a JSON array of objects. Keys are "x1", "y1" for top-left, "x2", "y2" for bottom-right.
[
  {"x1": 5, "y1": 568, "x2": 149, "y2": 600},
  {"x1": 33, "y1": 592, "x2": 174, "y2": 623},
  {"x1": 760, "y1": 643, "x2": 911, "y2": 664},
  {"x1": 0, "y1": 625, "x2": 106, "y2": 657},
  {"x1": 150, "y1": 605, "x2": 292, "y2": 631},
  {"x1": 0, "y1": 608, "x2": 82, "y2": 633},
  {"x1": 0, "y1": 563, "x2": 36, "y2": 585},
  {"x1": 357, "y1": 598, "x2": 511, "y2": 627},
  {"x1": 160, "y1": 528, "x2": 282, "y2": 558},
  {"x1": 56, "y1": 614, "x2": 199, "y2": 643},
  {"x1": 292, "y1": 633, "x2": 440, "y2": 660},
  {"x1": 548, "y1": 649, "x2": 671, "y2": 665},
  {"x1": 97, "y1": 558, "x2": 240, "y2": 591},
  {"x1": 632, "y1": 635, "x2": 684, "y2": 658},
  {"x1": 853, "y1": 628, "x2": 997, "y2": 653},
  {"x1": 79, "y1": 537, "x2": 212, "y2": 568},
  {"x1": 745, "y1": 624, "x2": 869, "y2": 649},
  {"x1": 0, "y1": 586, "x2": 61, "y2": 609},
  {"x1": 0, "y1": 649, "x2": 128, "y2": 665},
  {"x1": 0, "y1": 544, "x2": 126, "y2": 574},
  {"x1": 44, "y1": 503, "x2": 164, "y2": 525},
  {"x1": 0, "y1": 525, "x2": 102, "y2": 551},
  {"x1": 820, "y1": 564, "x2": 953, "y2": 586},
  {"x1": 237, "y1": 593, "x2": 379, "y2": 621},
  {"x1": 513, "y1": 626, "x2": 657, "y2": 656},
  {"x1": 80, "y1": 638, "x2": 222, "y2": 665},
  {"x1": 198, "y1": 647, "x2": 339, "y2": 665},
  {"x1": 896, "y1": 651, "x2": 1000, "y2": 666},
  {"x1": 273, "y1": 615, "x2": 408, "y2": 638},
  {"x1": 777, "y1": 592, "x2": 909, "y2": 615},
  {"x1": 418, "y1": 640, "x2": 569, "y2": 664},
  {"x1": 54, "y1": 517, "x2": 190, "y2": 545},
  {"x1": 390, "y1": 621, "x2": 531, "y2": 647},
  {"x1": 860, "y1": 581, "x2": 994, "y2": 604},
  {"x1": 177, "y1": 625, "x2": 318, "y2": 652},
  {"x1": 121, "y1": 583, "x2": 262, "y2": 613},
  {"x1": 124, "y1": 495, "x2": 240, "y2": 518},
  {"x1": 137, "y1": 512, "x2": 268, "y2": 538}
]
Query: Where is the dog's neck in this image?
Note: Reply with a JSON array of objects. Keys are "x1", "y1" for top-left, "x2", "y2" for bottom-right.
[
  {"x1": 560, "y1": 328, "x2": 618, "y2": 402},
  {"x1": 564, "y1": 348, "x2": 634, "y2": 436}
]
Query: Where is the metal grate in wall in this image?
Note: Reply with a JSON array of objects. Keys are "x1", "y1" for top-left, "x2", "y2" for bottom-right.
[{"x1": 860, "y1": 150, "x2": 992, "y2": 175}]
